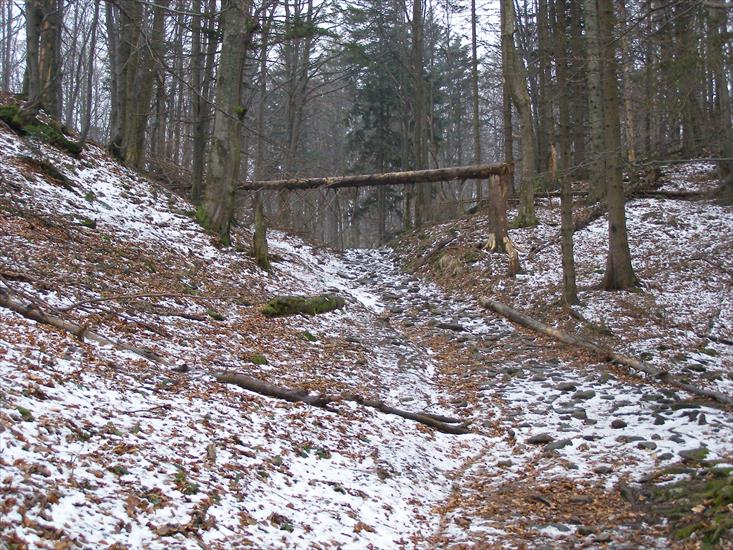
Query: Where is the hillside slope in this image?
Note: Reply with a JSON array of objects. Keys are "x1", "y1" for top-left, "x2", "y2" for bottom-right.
[{"x1": 1, "y1": 117, "x2": 732, "y2": 548}]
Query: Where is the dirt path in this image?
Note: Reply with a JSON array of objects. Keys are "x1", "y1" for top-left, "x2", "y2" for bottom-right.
[{"x1": 334, "y1": 247, "x2": 733, "y2": 547}]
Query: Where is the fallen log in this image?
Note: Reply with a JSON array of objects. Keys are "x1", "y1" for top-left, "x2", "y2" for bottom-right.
[
  {"x1": 240, "y1": 163, "x2": 512, "y2": 192},
  {"x1": 261, "y1": 294, "x2": 346, "y2": 317},
  {"x1": 214, "y1": 371, "x2": 471, "y2": 435},
  {"x1": 479, "y1": 297, "x2": 733, "y2": 407}
]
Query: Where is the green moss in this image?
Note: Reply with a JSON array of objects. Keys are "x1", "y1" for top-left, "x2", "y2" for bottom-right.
[
  {"x1": 301, "y1": 331, "x2": 317, "y2": 342},
  {"x1": 261, "y1": 294, "x2": 346, "y2": 317},
  {"x1": 0, "y1": 103, "x2": 83, "y2": 156},
  {"x1": 247, "y1": 354, "x2": 268, "y2": 366},
  {"x1": 206, "y1": 309, "x2": 225, "y2": 321},
  {"x1": 646, "y1": 465, "x2": 733, "y2": 545},
  {"x1": 16, "y1": 406, "x2": 33, "y2": 421},
  {"x1": 84, "y1": 190, "x2": 96, "y2": 202},
  {"x1": 79, "y1": 217, "x2": 97, "y2": 229}
]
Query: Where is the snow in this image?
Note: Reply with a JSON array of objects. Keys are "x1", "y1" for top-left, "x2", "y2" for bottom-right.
[{"x1": 0, "y1": 124, "x2": 732, "y2": 547}]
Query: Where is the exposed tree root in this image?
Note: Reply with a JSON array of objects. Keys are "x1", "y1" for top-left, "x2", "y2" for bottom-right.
[{"x1": 479, "y1": 297, "x2": 733, "y2": 407}]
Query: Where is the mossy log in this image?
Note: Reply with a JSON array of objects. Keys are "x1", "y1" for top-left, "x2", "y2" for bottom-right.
[{"x1": 261, "y1": 294, "x2": 346, "y2": 317}]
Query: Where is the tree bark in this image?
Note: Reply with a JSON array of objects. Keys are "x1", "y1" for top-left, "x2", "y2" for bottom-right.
[
  {"x1": 412, "y1": 0, "x2": 428, "y2": 226},
  {"x1": 470, "y1": 0, "x2": 482, "y2": 205},
  {"x1": 599, "y1": 0, "x2": 638, "y2": 290},
  {"x1": 501, "y1": 0, "x2": 536, "y2": 226},
  {"x1": 240, "y1": 164, "x2": 512, "y2": 191},
  {"x1": 203, "y1": 0, "x2": 251, "y2": 245}
]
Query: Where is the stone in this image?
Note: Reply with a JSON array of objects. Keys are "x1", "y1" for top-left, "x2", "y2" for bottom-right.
[
  {"x1": 547, "y1": 438, "x2": 573, "y2": 451},
  {"x1": 436, "y1": 322, "x2": 465, "y2": 332},
  {"x1": 557, "y1": 382, "x2": 577, "y2": 392},
  {"x1": 611, "y1": 419, "x2": 627, "y2": 429},
  {"x1": 637, "y1": 441, "x2": 657, "y2": 451},
  {"x1": 526, "y1": 433, "x2": 555, "y2": 445},
  {"x1": 593, "y1": 464, "x2": 613, "y2": 474},
  {"x1": 658, "y1": 452, "x2": 674, "y2": 461},
  {"x1": 497, "y1": 460, "x2": 512, "y2": 468},
  {"x1": 698, "y1": 413, "x2": 707, "y2": 425},
  {"x1": 572, "y1": 390, "x2": 596, "y2": 401},
  {"x1": 617, "y1": 435, "x2": 644, "y2": 444},
  {"x1": 653, "y1": 414, "x2": 666, "y2": 425},
  {"x1": 571, "y1": 409, "x2": 587, "y2": 420}
]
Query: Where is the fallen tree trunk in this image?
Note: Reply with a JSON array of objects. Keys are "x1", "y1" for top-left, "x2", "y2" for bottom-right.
[
  {"x1": 240, "y1": 163, "x2": 512, "y2": 192},
  {"x1": 261, "y1": 294, "x2": 346, "y2": 317},
  {"x1": 479, "y1": 297, "x2": 733, "y2": 407},
  {"x1": 214, "y1": 371, "x2": 472, "y2": 435}
]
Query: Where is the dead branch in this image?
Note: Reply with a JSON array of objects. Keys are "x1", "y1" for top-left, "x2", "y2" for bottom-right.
[
  {"x1": 479, "y1": 297, "x2": 733, "y2": 407},
  {"x1": 59, "y1": 292, "x2": 232, "y2": 312},
  {"x1": 0, "y1": 287, "x2": 170, "y2": 365},
  {"x1": 214, "y1": 372, "x2": 471, "y2": 435}
]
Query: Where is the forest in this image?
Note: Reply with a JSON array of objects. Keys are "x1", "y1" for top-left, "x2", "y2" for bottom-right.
[{"x1": 1, "y1": 0, "x2": 733, "y2": 548}]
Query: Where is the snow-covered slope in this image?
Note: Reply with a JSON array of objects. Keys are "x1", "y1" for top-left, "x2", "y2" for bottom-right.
[{"x1": 1, "y1": 116, "x2": 732, "y2": 548}]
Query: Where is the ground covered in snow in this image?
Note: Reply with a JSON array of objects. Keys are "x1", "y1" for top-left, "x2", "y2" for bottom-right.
[{"x1": 1, "y1": 113, "x2": 732, "y2": 548}]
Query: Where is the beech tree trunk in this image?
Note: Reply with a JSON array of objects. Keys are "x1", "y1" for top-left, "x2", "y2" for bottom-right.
[
  {"x1": 203, "y1": 0, "x2": 251, "y2": 245},
  {"x1": 501, "y1": 0, "x2": 536, "y2": 226},
  {"x1": 470, "y1": 0, "x2": 482, "y2": 205}
]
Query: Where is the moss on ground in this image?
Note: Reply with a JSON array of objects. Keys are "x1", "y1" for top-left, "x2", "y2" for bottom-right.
[
  {"x1": 642, "y1": 464, "x2": 733, "y2": 547},
  {"x1": 0, "y1": 103, "x2": 83, "y2": 156}
]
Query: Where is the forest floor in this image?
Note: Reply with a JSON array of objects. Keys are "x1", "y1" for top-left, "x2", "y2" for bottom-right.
[{"x1": 0, "y1": 116, "x2": 732, "y2": 549}]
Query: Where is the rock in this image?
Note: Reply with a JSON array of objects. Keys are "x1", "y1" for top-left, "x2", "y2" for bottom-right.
[
  {"x1": 571, "y1": 409, "x2": 587, "y2": 420},
  {"x1": 616, "y1": 435, "x2": 644, "y2": 444},
  {"x1": 497, "y1": 460, "x2": 512, "y2": 468},
  {"x1": 658, "y1": 452, "x2": 674, "y2": 461},
  {"x1": 577, "y1": 526, "x2": 596, "y2": 536},
  {"x1": 593, "y1": 532, "x2": 612, "y2": 543},
  {"x1": 436, "y1": 322, "x2": 465, "y2": 332},
  {"x1": 572, "y1": 390, "x2": 596, "y2": 401},
  {"x1": 611, "y1": 419, "x2": 627, "y2": 429},
  {"x1": 637, "y1": 441, "x2": 657, "y2": 451},
  {"x1": 547, "y1": 438, "x2": 573, "y2": 451},
  {"x1": 532, "y1": 374, "x2": 547, "y2": 382},
  {"x1": 678, "y1": 447, "x2": 709, "y2": 462},
  {"x1": 526, "y1": 433, "x2": 555, "y2": 445},
  {"x1": 557, "y1": 382, "x2": 577, "y2": 392},
  {"x1": 653, "y1": 414, "x2": 666, "y2": 425},
  {"x1": 594, "y1": 464, "x2": 613, "y2": 475},
  {"x1": 698, "y1": 413, "x2": 707, "y2": 425}
]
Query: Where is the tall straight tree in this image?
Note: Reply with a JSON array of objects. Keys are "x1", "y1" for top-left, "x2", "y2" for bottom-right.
[
  {"x1": 597, "y1": 0, "x2": 637, "y2": 290},
  {"x1": 203, "y1": 0, "x2": 252, "y2": 244},
  {"x1": 470, "y1": 0, "x2": 482, "y2": 205},
  {"x1": 412, "y1": 0, "x2": 428, "y2": 227},
  {"x1": 501, "y1": 0, "x2": 536, "y2": 226}
]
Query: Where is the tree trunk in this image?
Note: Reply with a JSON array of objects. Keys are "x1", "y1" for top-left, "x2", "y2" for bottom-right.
[
  {"x1": 240, "y1": 164, "x2": 512, "y2": 191},
  {"x1": 203, "y1": 0, "x2": 251, "y2": 245},
  {"x1": 618, "y1": 0, "x2": 637, "y2": 164},
  {"x1": 470, "y1": 0, "x2": 482, "y2": 205},
  {"x1": 38, "y1": 0, "x2": 60, "y2": 117},
  {"x1": 412, "y1": 0, "x2": 428, "y2": 227},
  {"x1": 599, "y1": 0, "x2": 637, "y2": 290},
  {"x1": 501, "y1": 0, "x2": 536, "y2": 226},
  {"x1": 79, "y1": 0, "x2": 100, "y2": 144},
  {"x1": 584, "y1": 0, "x2": 605, "y2": 202},
  {"x1": 24, "y1": 0, "x2": 42, "y2": 108},
  {"x1": 569, "y1": 0, "x2": 587, "y2": 169}
]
